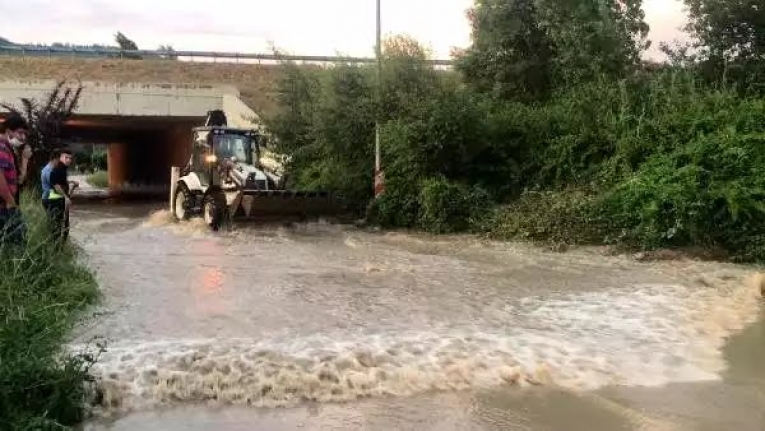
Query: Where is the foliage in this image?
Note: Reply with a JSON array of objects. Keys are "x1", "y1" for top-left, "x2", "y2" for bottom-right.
[
  {"x1": 268, "y1": 61, "x2": 375, "y2": 209},
  {"x1": 0, "y1": 190, "x2": 101, "y2": 430},
  {"x1": 679, "y1": 0, "x2": 765, "y2": 93},
  {"x1": 1, "y1": 80, "x2": 83, "y2": 184},
  {"x1": 114, "y1": 32, "x2": 141, "y2": 59},
  {"x1": 90, "y1": 151, "x2": 108, "y2": 172},
  {"x1": 86, "y1": 170, "x2": 109, "y2": 189},
  {"x1": 73, "y1": 149, "x2": 107, "y2": 174},
  {"x1": 487, "y1": 189, "x2": 606, "y2": 245},
  {"x1": 488, "y1": 72, "x2": 765, "y2": 261},
  {"x1": 597, "y1": 115, "x2": 765, "y2": 260},
  {"x1": 684, "y1": 0, "x2": 765, "y2": 62},
  {"x1": 114, "y1": 32, "x2": 138, "y2": 51},
  {"x1": 457, "y1": 0, "x2": 649, "y2": 101},
  {"x1": 417, "y1": 177, "x2": 491, "y2": 234},
  {"x1": 539, "y1": 0, "x2": 649, "y2": 84},
  {"x1": 456, "y1": 0, "x2": 553, "y2": 102},
  {"x1": 267, "y1": 1, "x2": 765, "y2": 262}
]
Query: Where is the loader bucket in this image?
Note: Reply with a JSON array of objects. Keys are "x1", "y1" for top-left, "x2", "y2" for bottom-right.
[{"x1": 229, "y1": 190, "x2": 345, "y2": 220}]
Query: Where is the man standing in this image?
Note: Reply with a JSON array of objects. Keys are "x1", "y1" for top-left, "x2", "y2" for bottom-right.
[
  {"x1": 0, "y1": 115, "x2": 29, "y2": 246},
  {"x1": 41, "y1": 148, "x2": 60, "y2": 200},
  {"x1": 0, "y1": 114, "x2": 32, "y2": 205},
  {"x1": 46, "y1": 148, "x2": 74, "y2": 242}
]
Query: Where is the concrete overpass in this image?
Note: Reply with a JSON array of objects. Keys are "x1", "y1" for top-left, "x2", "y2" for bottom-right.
[{"x1": 0, "y1": 79, "x2": 263, "y2": 193}]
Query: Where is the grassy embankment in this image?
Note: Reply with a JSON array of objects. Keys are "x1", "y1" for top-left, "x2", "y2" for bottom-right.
[{"x1": 0, "y1": 191, "x2": 100, "y2": 430}]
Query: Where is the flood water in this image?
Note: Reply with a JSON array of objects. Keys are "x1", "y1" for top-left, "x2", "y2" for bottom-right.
[{"x1": 70, "y1": 203, "x2": 764, "y2": 431}]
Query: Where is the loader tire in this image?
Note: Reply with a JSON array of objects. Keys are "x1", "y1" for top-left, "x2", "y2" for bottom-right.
[
  {"x1": 173, "y1": 183, "x2": 194, "y2": 221},
  {"x1": 203, "y1": 191, "x2": 228, "y2": 231}
]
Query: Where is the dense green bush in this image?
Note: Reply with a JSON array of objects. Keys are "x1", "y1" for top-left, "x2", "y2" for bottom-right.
[
  {"x1": 267, "y1": 24, "x2": 765, "y2": 262},
  {"x1": 487, "y1": 75, "x2": 765, "y2": 261},
  {"x1": 487, "y1": 189, "x2": 607, "y2": 245},
  {"x1": 598, "y1": 125, "x2": 765, "y2": 260},
  {"x1": 418, "y1": 177, "x2": 490, "y2": 234},
  {"x1": 268, "y1": 62, "x2": 375, "y2": 212},
  {"x1": 0, "y1": 191, "x2": 101, "y2": 430}
]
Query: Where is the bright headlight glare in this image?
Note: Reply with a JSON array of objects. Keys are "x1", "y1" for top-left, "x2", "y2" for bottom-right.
[{"x1": 205, "y1": 154, "x2": 218, "y2": 163}]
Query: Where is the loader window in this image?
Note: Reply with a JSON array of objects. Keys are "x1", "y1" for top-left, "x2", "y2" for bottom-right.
[
  {"x1": 191, "y1": 131, "x2": 212, "y2": 171},
  {"x1": 213, "y1": 134, "x2": 253, "y2": 164}
]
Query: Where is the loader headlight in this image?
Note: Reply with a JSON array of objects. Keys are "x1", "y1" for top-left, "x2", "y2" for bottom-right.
[{"x1": 205, "y1": 154, "x2": 218, "y2": 163}]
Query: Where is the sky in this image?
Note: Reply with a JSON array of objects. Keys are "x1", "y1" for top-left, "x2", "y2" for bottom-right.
[{"x1": 2, "y1": 0, "x2": 689, "y2": 60}]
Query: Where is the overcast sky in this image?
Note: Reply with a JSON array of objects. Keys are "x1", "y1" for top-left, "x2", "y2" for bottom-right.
[{"x1": 2, "y1": 0, "x2": 688, "y2": 60}]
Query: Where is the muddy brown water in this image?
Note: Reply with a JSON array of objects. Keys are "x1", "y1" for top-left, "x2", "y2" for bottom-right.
[{"x1": 69, "y1": 203, "x2": 764, "y2": 431}]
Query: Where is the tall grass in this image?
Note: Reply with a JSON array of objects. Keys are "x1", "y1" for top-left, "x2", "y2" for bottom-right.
[
  {"x1": 86, "y1": 171, "x2": 108, "y2": 189},
  {"x1": 0, "y1": 191, "x2": 100, "y2": 430}
]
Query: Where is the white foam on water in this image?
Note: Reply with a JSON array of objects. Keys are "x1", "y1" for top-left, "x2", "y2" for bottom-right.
[
  {"x1": 79, "y1": 274, "x2": 763, "y2": 416},
  {"x1": 141, "y1": 210, "x2": 213, "y2": 238}
]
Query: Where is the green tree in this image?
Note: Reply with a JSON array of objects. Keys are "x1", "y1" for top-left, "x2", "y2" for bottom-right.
[
  {"x1": 1, "y1": 80, "x2": 83, "y2": 185},
  {"x1": 457, "y1": 0, "x2": 649, "y2": 101},
  {"x1": 538, "y1": 0, "x2": 649, "y2": 85},
  {"x1": 114, "y1": 31, "x2": 138, "y2": 50},
  {"x1": 456, "y1": 0, "x2": 554, "y2": 102},
  {"x1": 683, "y1": 0, "x2": 765, "y2": 91},
  {"x1": 684, "y1": 0, "x2": 765, "y2": 62},
  {"x1": 115, "y1": 31, "x2": 141, "y2": 59},
  {"x1": 379, "y1": 35, "x2": 442, "y2": 121}
]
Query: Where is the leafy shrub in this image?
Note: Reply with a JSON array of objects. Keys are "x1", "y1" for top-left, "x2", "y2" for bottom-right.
[
  {"x1": 0, "y1": 191, "x2": 101, "y2": 430},
  {"x1": 268, "y1": 33, "x2": 765, "y2": 263},
  {"x1": 418, "y1": 177, "x2": 490, "y2": 234},
  {"x1": 488, "y1": 189, "x2": 609, "y2": 245},
  {"x1": 598, "y1": 126, "x2": 765, "y2": 260}
]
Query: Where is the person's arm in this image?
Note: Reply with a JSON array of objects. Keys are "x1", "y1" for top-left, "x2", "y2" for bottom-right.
[
  {"x1": 50, "y1": 167, "x2": 71, "y2": 204},
  {"x1": 0, "y1": 173, "x2": 15, "y2": 207},
  {"x1": 17, "y1": 145, "x2": 32, "y2": 185},
  {"x1": 0, "y1": 150, "x2": 16, "y2": 207}
]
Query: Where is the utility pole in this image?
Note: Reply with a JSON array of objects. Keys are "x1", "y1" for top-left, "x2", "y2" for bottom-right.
[{"x1": 374, "y1": 0, "x2": 384, "y2": 196}]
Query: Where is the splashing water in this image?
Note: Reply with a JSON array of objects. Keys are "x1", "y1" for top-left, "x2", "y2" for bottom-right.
[
  {"x1": 69, "y1": 206, "x2": 764, "y2": 421},
  {"x1": 81, "y1": 273, "x2": 762, "y2": 416}
]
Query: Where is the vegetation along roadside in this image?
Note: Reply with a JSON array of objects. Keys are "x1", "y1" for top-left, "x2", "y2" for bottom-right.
[{"x1": 266, "y1": 0, "x2": 765, "y2": 263}]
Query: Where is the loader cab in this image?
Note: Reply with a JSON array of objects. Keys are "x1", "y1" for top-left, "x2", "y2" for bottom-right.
[
  {"x1": 190, "y1": 126, "x2": 261, "y2": 186},
  {"x1": 213, "y1": 131, "x2": 255, "y2": 165}
]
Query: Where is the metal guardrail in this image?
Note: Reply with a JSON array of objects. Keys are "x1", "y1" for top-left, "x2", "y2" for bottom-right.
[{"x1": 0, "y1": 45, "x2": 455, "y2": 67}]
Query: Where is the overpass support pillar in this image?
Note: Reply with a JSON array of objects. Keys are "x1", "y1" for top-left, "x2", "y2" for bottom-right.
[
  {"x1": 107, "y1": 142, "x2": 128, "y2": 191},
  {"x1": 168, "y1": 126, "x2": 192, "y2": 167}
]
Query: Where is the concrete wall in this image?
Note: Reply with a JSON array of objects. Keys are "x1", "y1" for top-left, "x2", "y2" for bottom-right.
[{"x1": 0, "y1": 80, "x2": 245, "y2": 117}]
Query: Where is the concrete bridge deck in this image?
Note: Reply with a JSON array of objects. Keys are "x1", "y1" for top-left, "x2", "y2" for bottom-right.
[{"x1": 0, "y1": 78, "x2": 266, "y2": 193}]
